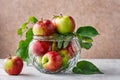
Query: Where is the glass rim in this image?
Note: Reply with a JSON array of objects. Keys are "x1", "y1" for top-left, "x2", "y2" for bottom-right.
[{"x1": 33, "y1": 35, "x2": 78, "y2": 41}]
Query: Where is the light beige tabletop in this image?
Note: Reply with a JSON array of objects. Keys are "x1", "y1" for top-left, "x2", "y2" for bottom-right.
[{"x1": 0, "y1": 59, "x2": 120, "y2": 80}]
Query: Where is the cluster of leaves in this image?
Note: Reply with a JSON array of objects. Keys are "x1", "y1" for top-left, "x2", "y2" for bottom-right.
[
  {"x1": 76, "y1": 26, "x2": 99, "y2": 49},
  {"x1": 16, "y1": 16, "x2": 38, "y2": 62},
  {"x1": 16, "y1": 16, "x2": 103, "y2": 74},
  {"x1": 55, "y1": 33, "x2": 74, "y2": 49}
]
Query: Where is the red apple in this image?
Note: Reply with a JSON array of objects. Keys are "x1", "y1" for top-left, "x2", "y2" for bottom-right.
[
  {"x1": 52, "y1": 15, "x2": 75, "y2": 34},
  {"x1": 33, "y1": 19, "x2": 55, "y2": 36},
  {"x1": 3, "y1": 56, "x2": 23, "y2": 75},
  {"x1": 42, "y1": 51, "x2": 62, "y2": 72},
  {"x1": 29, "y1": 40, "x2": 52, "y2": 56},
  {"x1": 67, "y1": 42, "x2": 76, "y2": 58}
]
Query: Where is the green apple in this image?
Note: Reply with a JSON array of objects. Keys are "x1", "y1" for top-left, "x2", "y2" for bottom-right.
[
  {"x1": 58, "y1": 49, "x2": 70, "y2": 67},
  {"x1": 52, "y1": 15, "x2": 75, "y2": 34}
]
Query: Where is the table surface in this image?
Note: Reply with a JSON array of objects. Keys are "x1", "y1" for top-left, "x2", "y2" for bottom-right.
[{"x1": 0, "y1": 59, "x2": 120, "y2": 80}]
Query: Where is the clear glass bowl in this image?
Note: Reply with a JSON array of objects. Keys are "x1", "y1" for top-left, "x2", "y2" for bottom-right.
[{"x1": 28, "y1": 35, "x2": 81, "y2": 74}]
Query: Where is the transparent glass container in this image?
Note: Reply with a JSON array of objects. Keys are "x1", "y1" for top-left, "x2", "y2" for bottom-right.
[{"x1": 28, "y1": 35, "x2": 81, "y2": 74}]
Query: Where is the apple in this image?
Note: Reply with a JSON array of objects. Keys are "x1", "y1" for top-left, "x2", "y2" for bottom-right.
[
  {"x1": 51, "y1": 42, "x2": 58, "y2": 51},
  {"x1": 58, "y1": 49, "x2": 70, "y2": 66},
  {"x1": 29, "y1": 40, "x2": 52, "y2": 56},
  {"x1": 33, "y1": 19, "x2": 55, "y2": 36},
  {"x1": 42, "y1": 51, "x2": 62, "y2": 72},
  {"x1": 3, "y1": 56, "x2": 23, "y2": 75},
  {"x1": 67, "y1": 42, "x2": 76, "y2": 58},
  {"x1": 52, "y1": 15, "x2": 75, "y2": 34}
]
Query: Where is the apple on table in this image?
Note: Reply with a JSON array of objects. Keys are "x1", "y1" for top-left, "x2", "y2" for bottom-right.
[{"x1": 3, "y1": 56, "x2": 23, "y2": 75}]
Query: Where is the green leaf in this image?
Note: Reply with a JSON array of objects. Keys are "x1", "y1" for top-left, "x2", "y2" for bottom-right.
[
  {"x1": 26, "y1": 28, "x2": 33, "y2": 40},
  {"x1": 16, "y1": 47, "x2": 29, "y2": 61},
  {"x1": 72, "y1": 60, "x2": 103, "y2": 74},
  {"x1": 81, "y1": 42, "x2": 92, "y2": 49},
  {"x1": 57, "y1": 35, "x2": 64, "y2": 49},
  {"x1": 77, "y1": 35, "x2": 92, "y2": 49},
  {"x1": 72, "y1": 67, "x2": 82, "y2": 74},
  {"x1": 63, "y1": 41, "x2": 70, "y2": 48},
  {"x1": 81, "y1": 37, "x2": 93, "y2": 43},
  {"x1": 17, "y1": 28, "x2": 22, "y2": 36},
  {"x1": 58, "y1": 40, "x2": 63, "y2": 49},
  {"x1": 16, "y1": 16, "x2": 37, "y2": 62},
  {"x1": 21, "y1": 22, "x2": 28, "y2": 30},
  {"x1": 76, "y1": 26, "x2": 99, "y2": 38},
  {"x1": 28, "y1": 16, "x2": 38, "y2": 23},
  {"x1": 63, "y1": 35, "x2": 72, "y2": 48},
  {"x1": 18, "y1": 40, "x2": 27, "y2": 48},
  {"x1": 16, "y1": 28, "x2": 33, "y2": 62}
]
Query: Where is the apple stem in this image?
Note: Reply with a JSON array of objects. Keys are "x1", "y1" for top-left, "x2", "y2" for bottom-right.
[
  {"x1": 8, "y1": 54, "x2": 12, "y2": 59},
  {"x1": 60, "y1": 14, "x2": 63, "y2": 17},
  {"x1": 41, "y1": 18, "x2": 43, "y2": 21}
]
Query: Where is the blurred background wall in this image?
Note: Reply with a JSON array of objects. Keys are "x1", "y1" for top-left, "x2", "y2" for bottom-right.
[{"x1": 0, "y1": 0, "x2": 120, "y2": 58}]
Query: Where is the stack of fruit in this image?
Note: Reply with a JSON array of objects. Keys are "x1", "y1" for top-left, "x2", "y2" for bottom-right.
[
  {"x1": 29, "y1": 15, "x2": 80, "y2": 73},
  {"x1": 3, "y1": 15, "x2": 102, "y2": 75}
]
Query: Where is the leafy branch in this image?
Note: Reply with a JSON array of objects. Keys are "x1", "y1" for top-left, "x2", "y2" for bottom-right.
[
  {"x1": 76, "y1": 26, "x2": 99, "y2": 49},
  {"x1": 16, "y1": 16, "x2": 38, "y2": 62}
]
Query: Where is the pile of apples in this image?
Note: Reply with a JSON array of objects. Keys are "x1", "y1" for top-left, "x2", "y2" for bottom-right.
[
  {"x1": 29, "y1": 15, "x2": 76, "y2": 72},
  {"x1": 3, "y1": 15, "x2": 76, "y2": 75}
]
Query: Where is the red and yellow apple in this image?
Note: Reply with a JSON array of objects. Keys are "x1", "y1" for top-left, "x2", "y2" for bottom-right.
[
  {"x1": 33, "y1": 19, "x2": 55, "y2": 36},
  {"x1": 52, "y1": 15, "x2": 75, "y2": 34},
  {"x1": 58, "y1": 49, "x2": 70, "y2": 66},
  {"x1": 3, "y1": 56, "x2": 23, "y2": 75},
  {"x1": 29, "y1": 40, "x2": 52, "y2": 56},
  {"x1": 41, "y1": 51, "x2": 62, "y2": 72},
  {"x1": 66, "y1": 42, "x2": 76, "y2": 58}
]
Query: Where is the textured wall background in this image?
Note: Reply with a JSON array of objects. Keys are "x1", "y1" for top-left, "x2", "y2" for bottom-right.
[{"x1": 0, "y1": 0, "x2": 120, "y2": 58}]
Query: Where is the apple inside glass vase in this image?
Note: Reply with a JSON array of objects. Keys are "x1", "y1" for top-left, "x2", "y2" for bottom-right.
[
  {"x1": 28, "y1": 16, "x2": 81, "y2": 73},
  {"x1": 28, "y1": 35, "x2": 81, "y2": 73}
]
